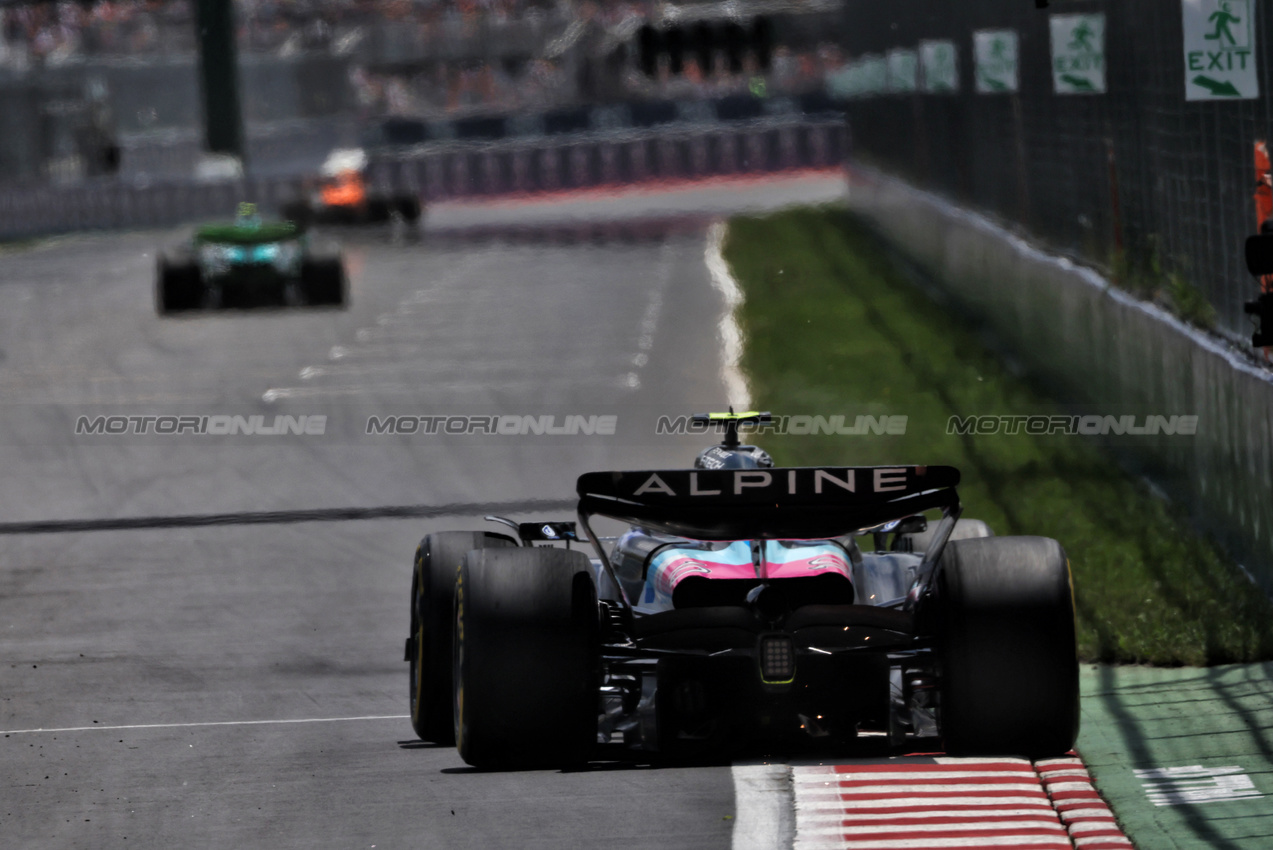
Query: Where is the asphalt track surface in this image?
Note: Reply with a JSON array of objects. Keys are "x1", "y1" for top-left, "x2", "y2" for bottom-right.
[{"x1": 1, "y1": 175, "x2": 849, "y2": 849}]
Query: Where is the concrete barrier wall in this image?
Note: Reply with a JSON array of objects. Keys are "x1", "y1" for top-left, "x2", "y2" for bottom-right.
[
  {"x1": 846, "y1": 166, "x2": 1273, "y2": 589},
  {"x1": 0, "y1": 178, "x2": 302, "y2": 240}
]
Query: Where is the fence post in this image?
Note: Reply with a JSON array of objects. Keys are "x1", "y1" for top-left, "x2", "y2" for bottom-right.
[
  {"x1": 688, "y1": 133, "x2": 708, "y2": 177},
  {"x1": 511, "y1": 148, "x2": 530, "y2": 194},
  {"x1": 424, "y1": 155, "x2": 445, "y2": 201},
  {"x1": 629, "y1": 138, "x2": 648, "y2": 183},
  {"x1": 539, "y1": 146, "x2": 560, "y2": 192}
]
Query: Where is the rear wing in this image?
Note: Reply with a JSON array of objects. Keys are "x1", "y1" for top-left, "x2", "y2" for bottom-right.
[{"x1": 576, "y1": 465, "x2": 960, "y2": 541}]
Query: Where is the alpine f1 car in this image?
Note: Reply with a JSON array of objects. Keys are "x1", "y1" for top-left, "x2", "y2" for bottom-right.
[
  {"x1": 156, "y1": 203, "x2": 347, "y2": 313},
  {"x1": 406, "y1": 411, "x2": 1079, "y2": 769},
  {"x1": 280, "y1": 148, "x2": 422, "y2": 227}
]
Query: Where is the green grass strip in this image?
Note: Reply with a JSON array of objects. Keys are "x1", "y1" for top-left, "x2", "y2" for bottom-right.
[{"x1": 724, "y1": 206, "x2": 1273, "y2": 666}]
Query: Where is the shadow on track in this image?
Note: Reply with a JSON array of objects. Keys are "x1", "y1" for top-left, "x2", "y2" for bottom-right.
[
  {"x1": 1096, "y1": 665, "x2": 1271, "y2": 850},
  {"x1": 0, "y1": 497, "x2": 577, "y2": 535},
  {"x1": 417, "y1": 734, "x2": 939, "y2": 774}
]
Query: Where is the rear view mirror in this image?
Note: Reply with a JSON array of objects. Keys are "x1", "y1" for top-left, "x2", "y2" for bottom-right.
[
  {"x1": 889, "y1": 516, "x2": 928, "y2": 536},
  {"x1": 517, "y1": 521, "x2": 578, "y2": 543},
  {"x1": 867, "y1": 515, "x2": 927, "y2": 552}
]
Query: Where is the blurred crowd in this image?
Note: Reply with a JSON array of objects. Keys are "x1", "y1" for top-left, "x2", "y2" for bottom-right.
[
  {"x1": 1, "y1": 0, "x2": 842, "y2": 120},
  {"x1": 0, "y1": 0, "x2": 590, "y2": 64},
  {"x1": 348, "y1": 41, "x2": 844, "y2": 120},
  {"x1": 1, "y1": 0, "x2": 196, "y2": 64},
  {"x1": 349, "y1": 58, "x2": 577, "y2": 119},
  {"x1": 236, "y1": 0, "x2": 586, "y2": 52},
  {"x1": 627, "y1": 41, "x2": 844, "y2": 100}
]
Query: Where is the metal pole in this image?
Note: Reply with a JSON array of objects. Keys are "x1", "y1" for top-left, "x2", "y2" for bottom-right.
[{"x1": 195, "y1": 0, "x2": 245, "y2": 162}]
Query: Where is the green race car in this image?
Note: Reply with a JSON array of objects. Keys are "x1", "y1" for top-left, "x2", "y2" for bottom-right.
[{"x1": 156, "y1": 204, "x2": 347, "y2": 313}]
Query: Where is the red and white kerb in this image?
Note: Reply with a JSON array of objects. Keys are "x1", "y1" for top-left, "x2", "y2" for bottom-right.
[{"x1": 792, "y1": 755, "x2": 1131, "y2": 850}]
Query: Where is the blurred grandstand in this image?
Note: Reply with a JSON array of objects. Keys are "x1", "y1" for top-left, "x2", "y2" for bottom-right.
[{"x1": 0, "y1": 0, "x2": 844, "y2": 185}]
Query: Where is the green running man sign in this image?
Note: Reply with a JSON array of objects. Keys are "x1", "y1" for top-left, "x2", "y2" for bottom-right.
[
  {"x1": 1051, "y1": 13, "x2": 1106, "y2": 94},
  {"x1": 1183, "y1": 0, "x2": 1258, "y2": 100},
  {"x1": 887, "y1": 48, "x2": 919, "y2": 93},
  {"x1": 920, "y1": 40, "x2": 959, "y2": 93},
  {"x1": 974, "y1": 29, "x2": 1019, "y2": 94}
]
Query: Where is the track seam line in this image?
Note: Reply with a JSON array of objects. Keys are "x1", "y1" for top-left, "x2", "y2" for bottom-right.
[
  {"x1": 0, "y1": 497, "x2": 577, "y2": 535},
  {"x1": 2, "y1": 715, "x2": 410, "y2": 736}
]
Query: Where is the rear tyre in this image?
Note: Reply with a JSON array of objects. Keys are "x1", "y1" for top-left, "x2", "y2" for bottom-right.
[
  {"x1": 454, "y1": 547, "x2": 599, "y2": 769},
  {"x1": 300, "y1": 256, "x2": 347, "y2": 307},
  {"x1": 409, "y1": 531, "x2": 515, "y2": 744},
  {"x1": 367, "y1": 198, "x2": 391, "y2": 222},
  {"x1": 937, "y1": 536, "x2": 1079, "y2": 758},
  {"x1": 155, "y1": 256, "x2": 202, "y2": 314},
  {"x1": 396, "y1": 196, "x2": 423, "y2": 223}
]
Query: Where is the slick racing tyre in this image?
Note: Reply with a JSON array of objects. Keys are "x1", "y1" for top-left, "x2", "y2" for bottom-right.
[
  {"x1": 898, "y1": 518, "x2": 993, "y2": 554},
  {"x1": 454, "y1": 547, "x2": 599, "y2": 769},
  {"x1": 937, "y1": 536, "x2": 1079, "y2": 758},
  {"x1": 300, "y1": 256, "x2": 347, "y2": 307},
  {"x1": 395, "y1": 196, "x2": 423, "y2": 224},
  {"x1": 408, "y1": 531, "x2": 515, "y2": 744},
  {"x1": 156, "y1": 256, "x2": 202, "y2": 314},
  {"x1": 366, "y1": 198, "x2": 391, "y2": 223}
]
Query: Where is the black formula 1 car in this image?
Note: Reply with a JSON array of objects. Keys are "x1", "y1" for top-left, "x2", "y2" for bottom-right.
[
  {"x1": 156, "y1": 204, "x2": 346, "y2": 313},
  {"x1": 406, "y1": 411, "x2": 1079, "y2": 769}
]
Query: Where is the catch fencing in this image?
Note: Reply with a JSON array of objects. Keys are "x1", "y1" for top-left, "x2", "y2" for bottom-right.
[
  {"x1": 0, "y1": 117, "x2": 846, "y2": 241},
  {"x1": 836, "y1": 0, "x2": 1273, "y2": 341}
]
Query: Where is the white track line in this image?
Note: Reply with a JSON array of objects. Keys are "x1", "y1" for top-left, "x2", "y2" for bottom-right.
[
  {"x1": 705, "y1": 220, "x2": 752, "y2": 410},
  {"x1": 804, "y1": 834, "x2": 1074, "y2": 844},
  {"x1": 796, "y1": 770, "x2": 1036, "y2": 781},
  {"x1": 1, "y1": 714, "x2": 409, "y2": 735},
  {"x1": 797, "y1": 794, "x2": 1052, "y2": 808},
  {"x1": 795, "y1": 807, "x2": 1060, "y2": 819},
  {"x1": 732, "y1": 762, "x2": 795, "y2": 850}
]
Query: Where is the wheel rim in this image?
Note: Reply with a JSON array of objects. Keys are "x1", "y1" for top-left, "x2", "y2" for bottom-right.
[
  {"x1": 453, "y1": 569, "x2": 465, "y2": 751},
  {"x1": 409, "y1": 569, "x2": 424, "y2": 729},
  {"x1": 412, "y1": 619, "x2": 425, "y2": 724}
]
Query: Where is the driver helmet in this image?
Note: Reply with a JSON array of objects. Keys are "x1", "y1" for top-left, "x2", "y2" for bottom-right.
[
  {"x1": 235, "y1": 202, "x2": 262, "y2": 231},
  {"x1": 694, "y1": 444, "x2": 774, "y2": 470}
]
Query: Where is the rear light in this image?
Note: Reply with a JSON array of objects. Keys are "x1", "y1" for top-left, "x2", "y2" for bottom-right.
[{"x1": 758, "y1": 634, "x2": 796, "y2": 684}]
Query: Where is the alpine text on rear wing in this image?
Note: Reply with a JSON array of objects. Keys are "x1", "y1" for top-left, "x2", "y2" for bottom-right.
[{"x1": 576, "y1": 466, "x2": 960, "y2": 541}]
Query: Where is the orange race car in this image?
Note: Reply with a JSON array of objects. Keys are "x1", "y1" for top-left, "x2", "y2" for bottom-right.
[{"x1": 281, "y1": 148, "x2": 422, "y2": 226}]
